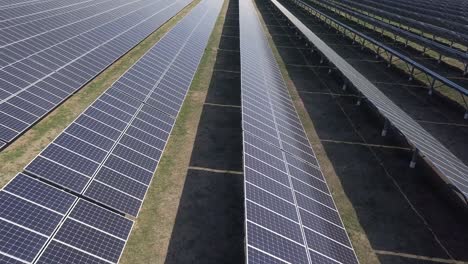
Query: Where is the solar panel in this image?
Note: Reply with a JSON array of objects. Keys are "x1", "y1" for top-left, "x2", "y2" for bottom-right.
[
  {"x1": 239, "y1": 0, "x2": 360, "y2": 263},
  {"x1": 20, "y1": 0, "x2": 223, "y2": 218},
  {"x1": 274, "y1": 0, "x2": 468, "y2": 198},
  {"x1": 0, "y1": 253, "x2": 25, "y2": 264},
  {"x1": 0, "y1": 0, "x2": 194, "y2": 147},
  {"x1": 0, "y1": 174, "x2": 76, "y2": 263},
  {"x1": 0, "y1": 0, "x2": 223, "y2": 262},
  {"x1": 0, "y1": 176, "x2": 132, "y2": 264},
  {"x1": 36, "y1": 199, "x2": 133, "y2": 264}
]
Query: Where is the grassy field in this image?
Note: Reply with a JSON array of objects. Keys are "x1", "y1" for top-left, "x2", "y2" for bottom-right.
[
  {"x1": 0, "y1": 1, "x2": 202, "y2": 188},
  {"x1": 119, "y1": 0, "x2": 229, "y2": 263},
  {"x1": 253, "y1": 2, "x2": 379, "y2": 263}
]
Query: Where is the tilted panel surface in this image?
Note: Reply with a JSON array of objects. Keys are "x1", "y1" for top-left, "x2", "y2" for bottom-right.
[{"x1": 240, "y1": 0, "x2": 360, "y2": 263}]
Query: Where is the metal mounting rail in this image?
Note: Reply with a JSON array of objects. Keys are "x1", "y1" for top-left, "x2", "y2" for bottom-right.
[
  {"x1": 289, "y1": 0, "x2": 468, "y2": 117},
  {"x1": 314, "y1": 0, "x2": 468, "y2": 66},
  {"x1": 333, "y1": 0, "x2": 468, "y2": 48},
  {"x1": 269, "y1": 0, "x2": 468, "y2": 199}
]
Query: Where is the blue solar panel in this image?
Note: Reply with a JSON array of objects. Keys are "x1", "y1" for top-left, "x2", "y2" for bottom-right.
[
  {"x1": 39, "y1": 199, "x2": 132, "y2": 264},
  {"x1": 0, "y1": 174, "x2": 76, "y2": 263},
  {"x1": 26, "y1": 156, "x2": 91, "y2": 193},
  {"x1": 0, "y1": 253, "x2": 25, "y2": 264},
  {"x1": 69, "y1": 200, "x2": 133, "y2": 240},
  {"x1": 35, "y1": 241, "x2": 109, "y2": 264},
  {"x1": 0, "y1": 0, "x2": 195, "y2": 147},
  {"x1": 280, "y1": 0, "x2": 468, "y2": 198},
  {"x1": 53, "y1": 220, "x2": 122, "y2": 261},
  {"x1": 4, "y1": 174, "x2": 76, "y2": 214},
  {"x1": 0, "y1": 1, "x2": 224, "y2": 262},
  {"x1": 0, "y1": 192, "x2": 62, "y2": 235},
  {"x1": 239, "y1": 0, "x2": 359, "y2": 263},
  {"x1": 0, "y1": 220, "x2": 47, "y2": 263},
  {"x1": 84, "y1": 181, "x2": 142, "y2": 217}
]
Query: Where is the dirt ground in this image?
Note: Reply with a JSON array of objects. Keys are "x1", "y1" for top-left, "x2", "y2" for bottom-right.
[{"x1": 164, "y1": 1, "x2": 245, "y2": 263}]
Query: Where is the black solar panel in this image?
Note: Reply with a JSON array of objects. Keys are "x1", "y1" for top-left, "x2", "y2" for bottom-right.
[
  {"x1": 239, "y1": 0, "x2": 360, "y2": 263},
  {"x1": 0, "y1": 0, "x2": 195, "y2": 149}
]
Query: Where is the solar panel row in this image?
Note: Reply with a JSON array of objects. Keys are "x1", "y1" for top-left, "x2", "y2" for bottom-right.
[
  {"x1": 0, "y1": 0, "x2": 223, "y2": 262},
  {"x1": 239, "y1": 0, "x2": 359, "y2": 263},
  {"x1": 1, "y1": 0, "x2": 123, "y2": 27},
  {"x1": 0, "y1": 174, "x2": 131, "y2": 264},
  {"x1": 23, "y1": 0, "x2": 222, "y2": 217},
  {"x1": 273, "y1": 0, "x2": 468, "y2": 198},
  {"x1": 0, "y1": 0, "x2": 40, "y2": 9},
  {"x1": 0, "y1": 0, "x2": 193, "y2": 148}
]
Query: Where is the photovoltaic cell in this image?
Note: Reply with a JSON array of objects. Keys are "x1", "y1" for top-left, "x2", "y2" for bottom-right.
[
  {"x1": 36, "y1": 241, "x2": 109, "y2": 264},
  {"x1": 0, "y1": 253, "x2": 25, "y2": 264},
  {"x1": 0, "y1": 0, "x2": 223, "y2": 262},
  {"x1": 0, "y1": 174, "x2": 76, "y2": 263},
  {"x1": 36, "y1": 199, "x2": 133, "y2": 264},
  {"x1": 69, "y1": 200, "x2": 133, "y2": 240},
  {"x1": 53, "y1": 218, "x2": 124, "y2": 262},
  {"x1": 3, "y1": 174, "x2": 76, "y2": 214},
  {"x1": 240, "y1": 0, "x2": 359, "y2": 263},
  {"x1": 0, "y1": 221, "x2": 47, "y2": 263},
  {"x1": 281, "y1": 0, "x2": 468, "y2": 199},
  {"x1": 0, "y1": 0, "x2": 195, "y2": 147},
  {"x1": 0, "y1": 192, "x2": 62, "y2": 235}
]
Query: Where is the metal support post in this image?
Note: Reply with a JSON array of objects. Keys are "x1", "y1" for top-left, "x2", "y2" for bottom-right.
[
  {"x1": 409, "y1": 149, "x2": 419, "y2": 168},
  {"x1": 381, "y1": 119, "x2": 389, "y2": 137}
]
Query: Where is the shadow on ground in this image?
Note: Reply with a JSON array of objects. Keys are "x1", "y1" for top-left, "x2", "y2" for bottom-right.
[
  {"x1": 165, "y1": 1, "x2": 245, "y2": 263},
  {"x1": 256, "y1": 0, "x2": 468, "y2": 263}
]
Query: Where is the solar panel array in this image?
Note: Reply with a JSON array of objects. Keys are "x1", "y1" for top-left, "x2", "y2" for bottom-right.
[
  {"x1": 314, "y1": 0, "x2": 468, "y2": 64},
  {"x1": 0, "y1": 173, "x2": 132, "y2": 264},
  {"x1": 239, "y1": 0, "x2": 359, "y2": 263},
  {"x1": 331, "y1": 0, "x2": 468, "y2": 47},
  {"x1": 0, "y1": 0, "x2": 223, "y2": 262},
  {"x1": 0, "y1": 0, "x2": 194, "y2": 149},
  {"x1": 272, "y1": 0, "x2": 468, "y2": 197}
]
